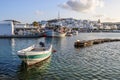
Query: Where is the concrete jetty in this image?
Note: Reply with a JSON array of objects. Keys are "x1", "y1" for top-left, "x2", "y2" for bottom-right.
[{"x1": 74, "y1": 39, "x2": 120, "y2": 48}]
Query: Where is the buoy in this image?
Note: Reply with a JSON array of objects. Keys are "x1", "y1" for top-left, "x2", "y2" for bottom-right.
[{"x1": 77, "y1": 40, "x2": 80, "y2": 42}]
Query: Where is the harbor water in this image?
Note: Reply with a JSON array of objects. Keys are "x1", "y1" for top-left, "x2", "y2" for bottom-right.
[{"x1": 1, "y1": 33, "x2": 120, "y2": 80}]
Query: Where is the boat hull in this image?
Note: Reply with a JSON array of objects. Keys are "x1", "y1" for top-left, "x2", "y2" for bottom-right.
[
  {"x1": 45, "y1": 30, "x2": 66, "y2": 37},
  {"x1": 18, "y1": 45, "x2": 52, "y2": 66},
  {"x1": 18, "y1": 52, "x2": 51, "y2": 65}
]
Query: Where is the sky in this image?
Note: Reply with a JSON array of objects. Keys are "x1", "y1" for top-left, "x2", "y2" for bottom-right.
[{"x1": 0, "y1": 0, "x2": 120, "y2": 23}]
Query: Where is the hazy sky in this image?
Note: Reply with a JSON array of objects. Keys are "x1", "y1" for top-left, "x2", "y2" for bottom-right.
[{"x1": 0, "y1": 0, "x2": 120, "y2": 23}]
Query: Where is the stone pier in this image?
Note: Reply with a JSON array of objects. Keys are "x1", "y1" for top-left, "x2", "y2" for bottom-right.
[{"x1": 74, "y1": 39, "x2": 120, "y2": 48}]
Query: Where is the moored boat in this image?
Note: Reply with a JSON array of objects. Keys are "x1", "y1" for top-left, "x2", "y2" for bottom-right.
[
  {"x1": 44, "y1": 24, "x2": 67, "y2": 37},
  {"x1": 17, "y1": 43, "x2": 52, "y2": 66},
  {"x1": 45, "y1": 30, "x2": 66, "y2": 37},
  {"x1": 72, "y1": 31, "x2": 78, "y2": 35},
  {"x1": 66, "y1": 32, "x2": 73, "y2": 36}
]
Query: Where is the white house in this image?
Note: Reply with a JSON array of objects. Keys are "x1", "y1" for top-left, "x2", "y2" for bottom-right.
[
  {"x1": 0, "y1": 21, "x2": 14, "y2": 35},
  {"x1": 15, "y1": 24, "x2": 29, "y2": 28}
]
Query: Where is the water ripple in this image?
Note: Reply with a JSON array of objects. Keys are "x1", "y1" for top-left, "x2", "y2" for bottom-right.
[{"x1": 1, "y1": 33, "x2": 120, "y2": 79}]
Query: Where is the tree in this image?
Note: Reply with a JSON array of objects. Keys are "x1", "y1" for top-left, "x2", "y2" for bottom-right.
[{"x1": 32, "y1": 21, "x2": 39, "y2": 27}]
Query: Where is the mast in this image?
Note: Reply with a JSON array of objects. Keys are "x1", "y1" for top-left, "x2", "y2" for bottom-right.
[{"x1": 58, "y1": 11, "x2": 60, "y2": 20}]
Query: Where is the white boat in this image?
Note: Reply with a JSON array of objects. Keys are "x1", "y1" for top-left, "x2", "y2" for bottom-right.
[
  {"x1": 45, "y1": 24, "x2": 67, "y2": 37},
  {"x1": 72, "y1": 31, "x2": 78, "y2": 35},
  {"x1": 17, "y1": 44, "x2": 52, "y2": 66},
  {"x1": 45, "y1": 30, "x2": 66, "y2": 37},
  {"x1": 66, "y1": 32, "x2": 73, "y2": 36}
]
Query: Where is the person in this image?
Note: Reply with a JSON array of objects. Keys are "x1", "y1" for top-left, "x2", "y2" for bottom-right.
[{"x1": 39, "y1": 42, "x2": 45, "y2": 47}]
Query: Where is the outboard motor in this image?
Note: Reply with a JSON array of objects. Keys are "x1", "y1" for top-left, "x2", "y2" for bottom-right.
[{"x1": 39, "y1": 42, "x2": 45, "y2": 47}]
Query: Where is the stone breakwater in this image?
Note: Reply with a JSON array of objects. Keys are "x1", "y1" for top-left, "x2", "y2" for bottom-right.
[{"x1": 74, "y1": 39, "x2": 120, "y2": 48}]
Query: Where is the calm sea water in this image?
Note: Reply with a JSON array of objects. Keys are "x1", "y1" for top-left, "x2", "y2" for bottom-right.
[{"x1": 1, "y1": 33, "x2": 120, "y2": 80}]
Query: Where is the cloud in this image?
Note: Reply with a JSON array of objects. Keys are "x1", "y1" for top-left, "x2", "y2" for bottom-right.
[
  {"x1": 59, "y1": 0, "x2": 104, "y2": 13},
  {"x1": 103, "y1": 17, "x2": 120, "y2": 22},
  {"x1": 35, "y1": 10, "x2": 44, "y2": 16}
]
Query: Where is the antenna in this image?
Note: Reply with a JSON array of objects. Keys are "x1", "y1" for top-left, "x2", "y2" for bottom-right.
[{"x1": 58, "y1": 11, "x2": 60, "y2": 19}]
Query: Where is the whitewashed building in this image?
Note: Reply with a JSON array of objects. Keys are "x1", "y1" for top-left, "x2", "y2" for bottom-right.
[{"x1": 0, "y1": 21, "x2": 14, "y2": 35}]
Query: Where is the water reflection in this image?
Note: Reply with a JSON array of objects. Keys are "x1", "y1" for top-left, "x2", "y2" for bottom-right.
[
  {"x1": 45, "y1": 37, "x2": 67, "y2": 51},
  {"x1": 17, "y1": 57, "x2": 51, "y2": 80},
  {"x1": 11, "y1": 39, "x2": 15, "y2": 55},
  {"x1": 1, "y1": 33, "x2": 120, "y2": 80},
  {"x1": 0, "y1": 39, "x2": 20, "y2": 80}
]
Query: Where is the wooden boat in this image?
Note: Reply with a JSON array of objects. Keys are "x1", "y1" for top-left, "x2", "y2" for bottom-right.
[{"x1": 17, "y1": 44, "x2": 52, "y2": 66}]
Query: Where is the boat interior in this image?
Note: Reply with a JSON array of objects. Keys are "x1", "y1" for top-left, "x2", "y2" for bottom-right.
[{"x1": 31, "y1": 47, "x2": 46, "y2": 51}]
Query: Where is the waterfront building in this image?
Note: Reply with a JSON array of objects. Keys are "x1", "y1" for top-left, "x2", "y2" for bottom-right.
[
  {"x1": 0, "y1": 20, "x2": 14, "y2": 35},
  {"x1": 0, "y1": 20, "x2": 41, "y2": 36},
  {"x1": 14, "y1": 24, "x2": 38, "y2": 35}
]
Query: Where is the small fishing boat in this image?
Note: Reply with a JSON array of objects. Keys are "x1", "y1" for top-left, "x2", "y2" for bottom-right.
[
  {"x1": 66, "y1": 32, "x2": 73, "y2": 36},
  {"x1": 17, "y1": 43, "x2": 52, "y2": 66},
  {"x1": 45, "y1": 24, "x2": 67, "y2": 37},
  {"x1": 72, "y1": 31, "x2": 78, "y2": 35},
  {"x1": 45, "y1": 30, "x2": 66, "y2": 37}
]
